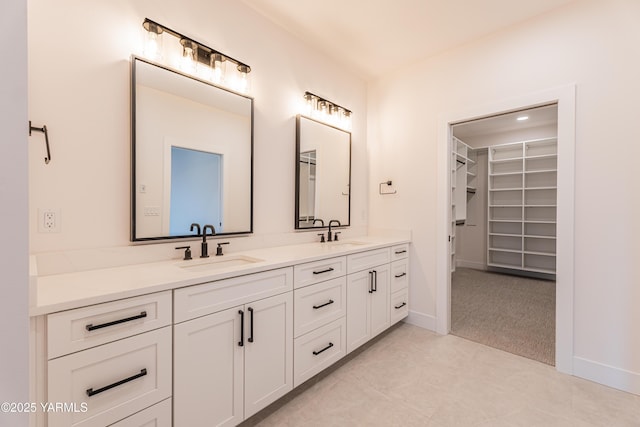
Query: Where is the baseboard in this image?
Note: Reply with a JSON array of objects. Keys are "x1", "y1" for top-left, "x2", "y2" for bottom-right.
[
  {"x1": 405, "y1": 310, "x2": 436, "y2": 332},
  {"x1": 573, "y1": 356, "x2": 640, "y2": 396},
  {"x1": 456, "y1": 259, "x2": 486, "y2": 270}
]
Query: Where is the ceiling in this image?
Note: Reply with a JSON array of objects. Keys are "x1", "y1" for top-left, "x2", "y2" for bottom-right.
[
  {"x1": 241, "y1": 0, "x2": 576, "y2": 79},
  {"x1": 452, "y1": 104, "x2": 558, "y2": 140}
]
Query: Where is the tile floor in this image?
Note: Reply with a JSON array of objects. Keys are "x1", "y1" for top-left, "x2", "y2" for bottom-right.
[{"x1": 242, "y1": 323, "x2": 640, "y2": 426}]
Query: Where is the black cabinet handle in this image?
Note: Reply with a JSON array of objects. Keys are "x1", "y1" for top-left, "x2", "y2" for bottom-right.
[
  {"x1": 86, "y1": 368, "x2": 147, "y2": 397},
  {"x1": 395, "y1": 302, "x2": 407, "y2": 309},
  {"x1": 312, "y1": 342, "x2": 334, "y2": 356},
  {"x1": 248, "y1": 307, "x2": 254, "y2": 343},
  {"x1": 395, "y1": 272, "x2": 407, "y2": 278},
  {"x1": 373, "y1": 270, "x2": 378, "y2": 292},
  {"x1": 395, "y1": 249, "x2": 407, "y2": 255},
  {"x1": 313, "y1": 299, "x2": 334, "y2": 310},
  {"x1": 313, "y1": 267, "x2": 334, "y2": 275},
  {"x1": 368, "y1": 271, "x2": 374, "y2": 293},
  {"x1": 238, "y1": 310, "x2": 244, "y2": 347},
  {"x1": 86, "y1": 311, "x2": 147, "y2": 331}
]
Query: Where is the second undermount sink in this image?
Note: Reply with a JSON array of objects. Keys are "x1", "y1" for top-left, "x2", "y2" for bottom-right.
[
  {"x1": 177, "y1": 255, "x2": 263, "y2": 272},
  {"x1": 325, "y1": 240, "x2": 368, "y2": 249}
]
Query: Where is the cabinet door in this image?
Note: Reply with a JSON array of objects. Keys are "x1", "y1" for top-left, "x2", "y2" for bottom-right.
[
  {"x1": 174, "y1": 307, "x2": 243, "y2": 427},
  {"x1": 346, "y1": 269, "x2": 372, "y2": 353},
  {"x1": 244, "y1": 292, "x2": 293, "y2": 419},
  {"x1": 369, "y1": 263, "x2": 390, "y2": 339}
]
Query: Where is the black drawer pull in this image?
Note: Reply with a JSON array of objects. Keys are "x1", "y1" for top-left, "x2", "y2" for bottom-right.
[
  {"x1": 313, "y1": 267, "x2": 334, "y2": 275},
  {"x1": 368, "y1": 271, "x2": 374, "y2": 293},
  {"x1": 86, "y1": 368, "x2": 147, "y2": 397},
  {"x1": 313, "y1": 299, "x2": 334, "y2": 310},
  {"x1": 86, "y1": 311, "x2": 147, "y2": 331},
  {"x1": 395, "y1": 272, "x2": 407, "y2": 278},
  {"x1": 238, "y1": 310, "x2": 245, "y2": 347},
  {"x1": 395, "y1": 302, "x2": 407, "y2": 309},
  {"x1": 373, "y1": 270, "x2": 378, "y2": 292},
  {"x1": 395, "y1": 249, "x2": 407, "y2": 255},
  {"x1": 313, "y1": 342, "x2": 334, "y2": 356},
  {"x1": 248, "y1": 307, "x2": 254, "y2": 343}
]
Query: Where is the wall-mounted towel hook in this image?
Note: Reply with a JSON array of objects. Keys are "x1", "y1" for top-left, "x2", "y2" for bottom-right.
[
  {"x1": 379, "y1": 180, "x2": 397, "y2": 195},
  {"x1": 29, "y1": 121, "x2": 51, "y2": 164}
]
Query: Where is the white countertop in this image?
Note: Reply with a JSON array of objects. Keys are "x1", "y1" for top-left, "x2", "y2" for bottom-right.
[{"x1": 31, "y1": 236, "x2": 409, "y2": 316}]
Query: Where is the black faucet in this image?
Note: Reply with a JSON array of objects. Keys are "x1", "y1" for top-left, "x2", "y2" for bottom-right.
[
  {"x1": 200, "y1": 224, "x2": 216, "y2": 258},
  {"x1": 327, "y1": 219, "x2": 341, "y2": 242},
  {"x1": 313, "y1": 218, "x2": 324, "y2": 227}
]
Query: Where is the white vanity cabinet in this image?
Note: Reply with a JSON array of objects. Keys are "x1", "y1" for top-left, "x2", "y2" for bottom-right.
[
  {"x1": 390, "y1": 244, "x2": 410, "y2": 325},
  {"x1": 173, "y1": 268, "x2": 294, "y2": 426},
  {"x1": 293, "y1": 257, "x2": 348, "y2": 387},
  {"x1": 346, "y1": 248, "x2": 392, "y2": 353},
  {"x1": 45, "y1": 291, "x2": 173, "y2": 427}
]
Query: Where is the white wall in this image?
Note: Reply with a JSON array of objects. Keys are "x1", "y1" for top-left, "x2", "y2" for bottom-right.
[
  {"x1": 0, "y1": 0, "x2": 29, "y2": 425},
  {"x1": 368, "y1": 0, "x2": 640, "y2": 392},
  {"x1": 28, "y1": 0, "x2": 368, "y2": 254}
]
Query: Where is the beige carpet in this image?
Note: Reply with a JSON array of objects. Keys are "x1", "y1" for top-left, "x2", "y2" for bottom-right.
[{"x1": 451, "y1": 268, "x2": 555, "y2": 365}]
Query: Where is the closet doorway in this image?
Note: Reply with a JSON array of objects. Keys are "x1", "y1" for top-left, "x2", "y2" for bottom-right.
[{"x1": 449, "y1": 105, "x2": 557, "y2": 365}]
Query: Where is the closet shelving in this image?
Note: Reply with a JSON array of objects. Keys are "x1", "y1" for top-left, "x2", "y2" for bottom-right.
[
  {"x1": 451, "y1": 137, "x2": 477, "y2": 272},
  {"x1": 487, "y1": 137, "x2": 557, "y2": 276}
]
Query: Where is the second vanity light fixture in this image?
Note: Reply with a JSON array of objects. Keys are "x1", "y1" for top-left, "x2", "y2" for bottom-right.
[
  {"x1": 303, "y1": 91, "x2": 352, "y2": 131},
  {"x1": 142, "y1": 18, "x2": 252, "y2": 94}
]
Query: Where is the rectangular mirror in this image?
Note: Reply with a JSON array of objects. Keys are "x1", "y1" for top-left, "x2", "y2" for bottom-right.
[
  {"x1": 295, "y1": 115, "x2": 351, "y2": 229},
  {"x1": 132, "y1": 56, "x2": 253, "y2": 241}
]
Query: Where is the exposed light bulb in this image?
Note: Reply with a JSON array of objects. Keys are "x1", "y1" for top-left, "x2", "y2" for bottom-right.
[
  {"x1": 304, "y1": 93, "x2": 315, "y2": 116},
  {"x1": 142, "y1": 21, "x2": 163, "y2": 60},
  {"x1": 211, "y1": 54, "x2": 225, "y2": 85},
  {"x1": 180, "y1": 39, "x2": 197, "y2": 74},
  {"x1": 236, "y1": 65, "x2": 251, "y2": 94},
  {"x1": 517, "y1": 115, "x2": 529, "y2": 121}
]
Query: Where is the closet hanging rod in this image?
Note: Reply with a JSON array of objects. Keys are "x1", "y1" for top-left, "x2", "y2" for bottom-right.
[{"x1": 29, "y1": 121, "x2": 51, "y2": 164}]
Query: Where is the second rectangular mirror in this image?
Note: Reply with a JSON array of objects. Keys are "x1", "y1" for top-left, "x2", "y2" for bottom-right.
[{"x1": 295, "y1": 115, "x2": 351, "y2": 229}]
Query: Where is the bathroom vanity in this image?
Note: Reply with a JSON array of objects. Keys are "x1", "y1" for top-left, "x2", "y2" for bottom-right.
[{"x1": 30, "y1": 237, "x2": 409, "y2": 427}]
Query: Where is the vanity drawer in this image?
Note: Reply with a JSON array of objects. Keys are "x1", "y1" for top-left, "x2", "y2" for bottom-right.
[
  {"x1": 390, "y1": 289, "x2": 409, "y2": 325},
  {"x1": 294, "y1": 276, "x2": 346, "y2": 337},
  {"x1": 347, "y1": 248, "x2": 391, "y2": 274},
  {"x1": 390, "y1": 260, "x2": 409, "y2": 293},
  {"x1": 391, "y1": 244, "x2": 409, "y2": 261},
  {"x1": 47, "y1": 327, "x2": 172, "y2": 427},
  {"x1": 174, "y1": 267, "x2": 293, "y2": 323},
  {"x1": 110, "y1": 398, "x2": 171, "y2": 427},
  {"x1": 294, "y1": 317, "x2": 346, "y2": 387},
  {"x1": 47, "y1": 291, "x2": 172, "y2": 359},
  {"x1": 294, "y1": 256, "x2": 346, "y2": 289}
]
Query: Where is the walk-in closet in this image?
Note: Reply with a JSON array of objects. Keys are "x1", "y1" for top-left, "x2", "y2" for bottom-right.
[{"x1": 449, "y1": 104, "x2": 558, "y2": 365}]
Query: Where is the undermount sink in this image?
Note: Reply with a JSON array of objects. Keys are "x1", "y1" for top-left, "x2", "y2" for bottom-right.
[
  {"x1": 325, "y1": 240, "x2": 368, "y2": 249},
  {"x1": 177, "y1": 255, "x2": 263, "y2": 272}
]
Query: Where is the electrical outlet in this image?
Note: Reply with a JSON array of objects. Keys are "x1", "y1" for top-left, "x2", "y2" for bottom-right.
[{"x1": 38, "y1": 208, "x2": 61, "y2": 233}]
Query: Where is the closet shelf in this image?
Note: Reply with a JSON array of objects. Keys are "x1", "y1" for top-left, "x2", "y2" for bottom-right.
[
  {"x1": 489, "y1": 204, "x2": 523, "y2": 208},
  {"x1": 489, "y1": 171, "x2": 523, "y2": 177},
  {"x1": 490, "y1": 157, "x2": 523, "y2": 164},
  {"x1": 488, "y1": 247, "x2": 522, "y2": 254},
  {"x1": 525, "y1": 204, "x2": 556, "y2": 208},
  {"x1": 488, "y1": 262, "x2": 523, "y2": 270},
  {"x1": 525, "y1": 186, "x2": 557, "y2": 190},
  {"x1": 524, "y1": 169, "x2": 557, "y2": 174},
  {"x1": 525, "y1": 153, "x2": 557, "y2": 160},
  {"x1": 524, "y1": 250, "x2": 556, "y2": 256},
  {"x1": 489, "y1": 187, "x2": 523, "y2": 192},
  {"x1": 524, "y1": 220, "x2": 556, "y2": 224},
  {"x1": 489, "y1": 219, "x2": 522, "y2": 223},
  {"x1": 524, "y1": 235, "x2": 556, "y2": 240},
  {"x1": 489, "y1": 232, "x2": 522, "y2": 237}
]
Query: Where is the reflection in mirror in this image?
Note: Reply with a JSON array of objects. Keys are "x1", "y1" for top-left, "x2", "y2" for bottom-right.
[
  {"x1": 295, "y1": 115, "x2": 350, "y2": 229},
  {"x1": 132, "y1": 56, "x2": 253, "y2": 241}
]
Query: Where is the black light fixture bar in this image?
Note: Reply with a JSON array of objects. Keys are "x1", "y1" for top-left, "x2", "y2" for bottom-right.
[
  {"x1": 304, "y1": 91, "x2": 351, "y2": 115},
  {"x1": 143, "y1": 18, "x2": 251, "y2": 72}
]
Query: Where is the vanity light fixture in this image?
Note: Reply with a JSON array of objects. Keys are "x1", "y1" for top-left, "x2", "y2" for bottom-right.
[
  {"x1": 142, "y1": 18, "x2": 251, "y2": 94},
  {"x1": 303, "y1": 91, "x2": 352, "y2": 130}
]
